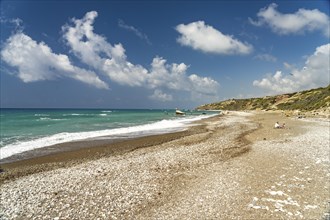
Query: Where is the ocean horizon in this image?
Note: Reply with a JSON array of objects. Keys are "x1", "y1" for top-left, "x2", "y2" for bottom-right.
[{"x1": 0, "y1": 108, "x2": 218, "y2": 160}]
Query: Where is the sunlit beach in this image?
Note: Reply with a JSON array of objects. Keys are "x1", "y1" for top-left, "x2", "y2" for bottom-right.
[{"x1": 1, "y1": 0, "x2": 329, "y2": 219}]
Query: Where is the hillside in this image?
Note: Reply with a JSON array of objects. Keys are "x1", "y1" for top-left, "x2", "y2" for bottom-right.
[{"x1": 197, "y1": 85, "x2": 330, "y2": 113}]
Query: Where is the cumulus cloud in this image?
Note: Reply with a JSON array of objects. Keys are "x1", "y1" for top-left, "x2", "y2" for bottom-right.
[
  {"x1": 62, "y1": 11, "x2": 220, "y2": 101},
  {"x1": 253, "y1": 43, "x2": 330, "y2": 93},
  {"x1": 118, "y1": 19, "x2": 151, "y2": 45},
  {"x1": 148, "y1": 57, "x2": 219, "y2": 96},
  {"x1": 175, "y1": 21, "x2": 253, "y2": 55},
  {"x1": 188, "y1": 74, "x2": 219, "y2": 95},
  {"x1": 1, "y1": 32, "x2": 109, "y2": 89},
  {"x1": 62, "y1": 11, "x2": 143, "y2": 87},
  {"x1": 1, "y1": 11, "x2": 220, "y2": 102},
  {"x1": 249, "y1": 3, "x2": 330, "y2": 36},
  {"x1": 148, "y1": 57, "x2": 190, "y2": 91},
  {"x1": 149, "y1": 89, "x2": 173, "y2": 102}
]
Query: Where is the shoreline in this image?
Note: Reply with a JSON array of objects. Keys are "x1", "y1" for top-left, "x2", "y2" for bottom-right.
[
  {"x1": 0, "y1": 111, "x2": 216, "y2": 162},
  {"x1": 0, "y1": 111, "x2": 329, "y2": 219},
  {"x1": 0, "y1": 115, "x2": 218, "y2": 183}
]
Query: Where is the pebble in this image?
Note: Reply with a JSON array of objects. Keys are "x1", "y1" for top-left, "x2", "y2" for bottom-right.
[{"x1": 1, "y1": 112, "x2": 329, "y2": 220}]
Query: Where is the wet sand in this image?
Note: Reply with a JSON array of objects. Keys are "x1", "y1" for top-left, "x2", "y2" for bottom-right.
[
  {"x1": 0, "y1": 111, "x2": 329, "y2": 219},
  {"x1": 0, "y1": 120, "x2": 209, "y2": 183}
]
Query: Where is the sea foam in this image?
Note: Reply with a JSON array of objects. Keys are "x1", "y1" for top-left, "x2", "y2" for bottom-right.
[{"x1": 0, "y1": 114, "x2": 213, "y2": 160}]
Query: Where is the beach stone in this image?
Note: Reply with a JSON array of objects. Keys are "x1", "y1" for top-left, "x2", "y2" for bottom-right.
[{"x1": 0, "y1": 112, "x2": 329, "y2": 220}]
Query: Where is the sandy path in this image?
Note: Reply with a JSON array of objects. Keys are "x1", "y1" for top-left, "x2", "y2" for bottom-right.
[{"x1": 239, "y1": 114, "x2": 330, "y2": 219}]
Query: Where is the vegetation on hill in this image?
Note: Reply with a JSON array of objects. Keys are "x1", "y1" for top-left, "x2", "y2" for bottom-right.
[{"x1": 197, "y1": 85, "x2": 330, "y2": 112}]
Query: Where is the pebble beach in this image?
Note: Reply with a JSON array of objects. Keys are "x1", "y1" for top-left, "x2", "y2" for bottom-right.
[{"x1": 0, "y1": 111, "x2": 329, "y2": 219}]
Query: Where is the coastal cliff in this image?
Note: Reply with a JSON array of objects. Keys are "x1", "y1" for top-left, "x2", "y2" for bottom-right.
[{"x1": 197, "y1": 85, "x2": 330, "y2": 116}]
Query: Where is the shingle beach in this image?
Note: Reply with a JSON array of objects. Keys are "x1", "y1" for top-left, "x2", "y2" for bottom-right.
[{"x1": 1, "y1": 111, "x2": 329, "y2": 219}]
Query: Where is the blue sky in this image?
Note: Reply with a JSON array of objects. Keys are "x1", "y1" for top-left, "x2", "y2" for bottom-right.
[{"x1": 1, "y1": 0, "x2": 329, "y2": 109}]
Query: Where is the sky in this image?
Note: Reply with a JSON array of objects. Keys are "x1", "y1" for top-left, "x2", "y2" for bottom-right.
[{"x1": 1, "y1": 0, "x2": 329, "y2": 109}]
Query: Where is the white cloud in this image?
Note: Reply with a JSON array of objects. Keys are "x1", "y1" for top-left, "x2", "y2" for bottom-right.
[
  {"x1": 1, "y1": 32, "x2": 109, "y2": 89},
  {"x1": 0, "y1": 11, "x2": 221, "y2": 103},
  {"x1": 253, "y1": 43, "x2": 330, "y2": 93},
  {"x1": 63, "y1": 11, "x2": 150, "y2": 87},
  {"x1": 62, "y1": 11, "x2": 220, "y2": 101},
  {"x1": 188, "y1": 74, "x2": 219, "y2": 95},
  {"x1": 175, "y1": 21, "x2": 253, "y2": 55},
  {"x1": 283, "y1": 62, "x2": 294, "y2": 70},
  {"x1": 118, "y1": 19, "x2": 151, "y2": 45},
  {"x1": 0, "y1": 17, "x2": 23, "y2": 31},
  {"x1": 249, "y1": 3, "x2": 330, "y2": 36},
  {"x1": 149, "y1": 89, "x2": 173, "y2": 102},
  {"x1": 254, "y1": 53, "x2": 277, "y2": 62},
  {"x1": 148, "y1": 57, "x2": 219, "y2": 96},
  {"x1": 148, "y1": 57, "x2": 190, "y2": 90}
]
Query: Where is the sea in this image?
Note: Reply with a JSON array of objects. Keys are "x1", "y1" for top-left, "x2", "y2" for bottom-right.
[{"x1": 0, "y1": 108, "x2": 218, "y2": 161}]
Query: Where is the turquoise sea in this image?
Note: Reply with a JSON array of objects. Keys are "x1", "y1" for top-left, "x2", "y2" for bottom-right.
[{"x1": 0, "y1": 108, "x2": 217, "y2": 160}]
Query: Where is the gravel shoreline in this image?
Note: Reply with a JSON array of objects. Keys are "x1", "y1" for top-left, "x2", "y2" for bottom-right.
[{"x1": 0, "y1": 111, "x2": 329, "y2": 219}]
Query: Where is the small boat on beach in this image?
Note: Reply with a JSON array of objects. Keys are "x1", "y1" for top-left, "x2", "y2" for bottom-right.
[{"x1": 175, "y1": 108, "x2": 185, "y2": 115}]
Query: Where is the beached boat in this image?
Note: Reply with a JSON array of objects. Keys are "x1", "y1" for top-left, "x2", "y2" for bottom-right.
[{"x1": 175, "y1": 109, "x2": 185, "y2": 115}]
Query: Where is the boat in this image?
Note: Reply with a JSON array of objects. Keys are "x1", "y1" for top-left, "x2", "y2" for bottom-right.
[{"x1": 175, "y1": 108, "x2": 185, "y2": 115}]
